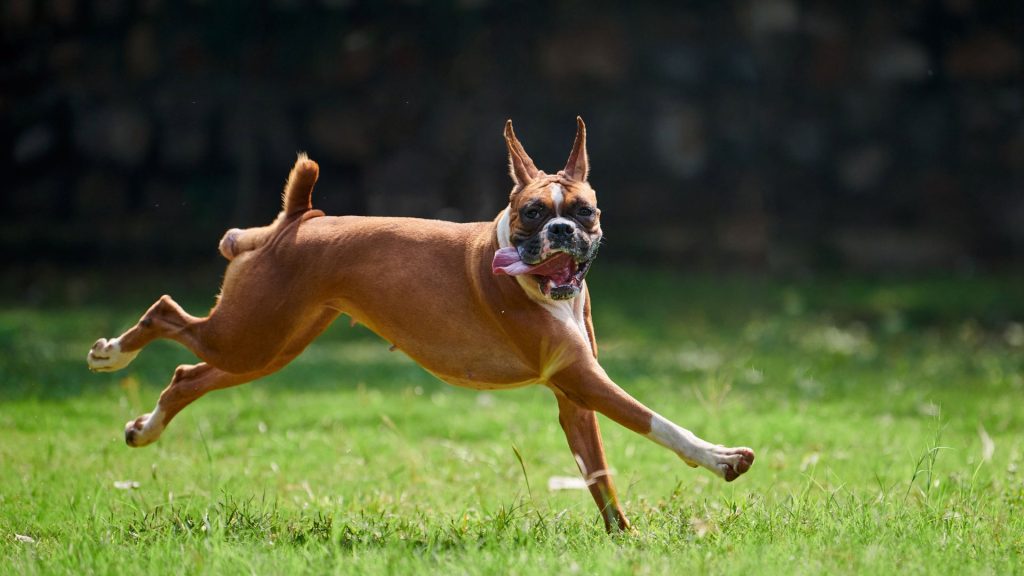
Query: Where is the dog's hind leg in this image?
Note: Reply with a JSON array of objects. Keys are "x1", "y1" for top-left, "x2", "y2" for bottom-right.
[
  {"x1": 123, "y1": 363, "x2": 248, "y2": 446},
  {"x1": 87, "y1": 295, "x2": 199, "y2": 372},
  {"x1": 555, "y1": 392, "x2": 631, "y2": 532},
  {"x1": 89, "y1": 276, "x2": 320, "y2": 375},
  {"x1": 122, "y1": 309, "x2": 339, "y2": 446},
  {"x1": 89, "y1": 155, "x2": 325, "y2": 374}
]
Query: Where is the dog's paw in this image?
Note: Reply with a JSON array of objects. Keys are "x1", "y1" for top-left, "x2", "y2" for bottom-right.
[
  {"x1": 87, "y1": 338, "x2": 139, "y2": 372},
  {"x1": 711, "y1": 446, "x2": 755, "y2": 482},
  {"x1": 124, "y1": 411, "x2": 164, "y2": 447}
]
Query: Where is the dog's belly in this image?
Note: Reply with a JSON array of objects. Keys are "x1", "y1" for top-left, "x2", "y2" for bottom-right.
[
  {"x1": 377, "y1": 332, "x2": 542, "y2": 391},
  {"x1": 423, "y1": 369, "x2": 538, "y2": 391},
  {"x1": 326, "y1": 301, "x2": 542, "y2": 391}
]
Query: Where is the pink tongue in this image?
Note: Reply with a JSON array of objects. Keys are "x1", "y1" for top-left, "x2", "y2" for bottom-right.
[{"x1": 492, "y1": 247, "x2": 574, "y2": 283}]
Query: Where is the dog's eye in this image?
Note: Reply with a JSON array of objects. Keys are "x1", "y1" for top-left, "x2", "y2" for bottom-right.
[
  {"x1": 577, "y1": 207, "x2": 594, "y2": 218},
  {"x1": 524, "y1": 207, "x2": 543, "y2": 220}
]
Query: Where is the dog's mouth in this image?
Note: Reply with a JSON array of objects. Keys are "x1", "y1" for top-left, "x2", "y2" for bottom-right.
[{"x1": 492, "y1": 247, "x2": 593, "y2": 300}]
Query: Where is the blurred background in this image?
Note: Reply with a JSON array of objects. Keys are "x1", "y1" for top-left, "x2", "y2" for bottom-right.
[{"x1": 3, "y1": 0, "x2": 1023, "y2": 291}]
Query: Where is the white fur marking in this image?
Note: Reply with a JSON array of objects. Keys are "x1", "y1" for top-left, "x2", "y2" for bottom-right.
[
  {"x1": 574, "y1": 453, "x2": 588, "y2": 475},
  {"x1": 126, "y1": 404, "x2": 166, "y2": 446},
  {"x1": 496, "y1": 206, "x2": 512, "y2": 249},
  {"x1": 87, "y1": 336, "x2": 140, "y2": 372},
  {"x1": 647, "y1": 414, "x2": 714, "y2": 467},
  {"x1": 530, "y1": 282, "x2": 589, "y2": 346},
  {"x1": 646, "y1": 414, "x2": 753, "y2": 479},
  {"x1": 550, "y1": 183, "x2": 564, "y2": 215},
  {"x1": 575, "y1": 286, "x2": 590, "y2": 345}
]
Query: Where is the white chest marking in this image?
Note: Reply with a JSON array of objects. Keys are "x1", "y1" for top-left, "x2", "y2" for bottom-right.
[{"x1": 540, "y1": 285, "x2": 590, "y2": 349}]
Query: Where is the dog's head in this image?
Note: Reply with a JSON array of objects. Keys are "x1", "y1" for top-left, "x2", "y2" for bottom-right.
[{"x1": 493, "y1": 117, "x2": 602, "y2": 301}]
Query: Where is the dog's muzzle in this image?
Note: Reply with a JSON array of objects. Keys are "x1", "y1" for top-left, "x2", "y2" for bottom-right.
[{"x1": 492, "y1": 233, "x2": 600, "y2": 300}]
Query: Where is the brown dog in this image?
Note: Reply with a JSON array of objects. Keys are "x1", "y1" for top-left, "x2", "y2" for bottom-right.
[{"x1": 87, "y1": 118, "x2": 754, "y2": 531}]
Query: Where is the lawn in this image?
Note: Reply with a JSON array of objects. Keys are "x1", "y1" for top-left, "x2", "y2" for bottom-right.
[{"x1": 1, "y1": 266, "x2": 1023, "y2": 575}]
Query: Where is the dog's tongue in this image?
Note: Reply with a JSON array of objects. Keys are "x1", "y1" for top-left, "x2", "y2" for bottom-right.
[{"x1": 492, "y1": 247, "x2": 574, "y2": 282}]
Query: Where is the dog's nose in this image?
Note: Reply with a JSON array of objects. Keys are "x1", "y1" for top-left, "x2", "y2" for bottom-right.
[{"x1": 548, "y1": 222, "x2": 574, "y2": 240}]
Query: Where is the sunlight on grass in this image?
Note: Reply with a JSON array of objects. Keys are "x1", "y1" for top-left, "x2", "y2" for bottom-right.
[{"x1": 1, "y1": 269, "x2": 1022, "y2": 574}]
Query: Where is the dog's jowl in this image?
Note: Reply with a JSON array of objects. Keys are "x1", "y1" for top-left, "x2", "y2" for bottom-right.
[{"x1": 88, "y1": 118, "x2": 754, "y2": 532}]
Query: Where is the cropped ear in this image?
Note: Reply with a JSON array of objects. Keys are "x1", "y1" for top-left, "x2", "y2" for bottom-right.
[
  {"x1": 504, "y1": 120, "x2": 539, "y2": 187},
  {"x1": 562, "y1": 116, "x2": 589, "y2": 181}
]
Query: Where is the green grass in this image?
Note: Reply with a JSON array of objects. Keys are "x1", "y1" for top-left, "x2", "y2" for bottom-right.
[{"x1": 2, "y1": 267, "x2": 1023, "y2": 574}]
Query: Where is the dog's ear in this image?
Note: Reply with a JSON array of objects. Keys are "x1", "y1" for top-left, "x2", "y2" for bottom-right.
[
  {"x1": 562, "y1": 116, "x2": 589, "y2": 182},
  {"x1": 504, "y1": 120, "x2": 539, "y2": 188}
]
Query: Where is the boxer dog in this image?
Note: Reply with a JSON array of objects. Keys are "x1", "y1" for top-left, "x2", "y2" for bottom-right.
[{"x1": 87, "y1": 118, "x2": 754, "y2": 531}]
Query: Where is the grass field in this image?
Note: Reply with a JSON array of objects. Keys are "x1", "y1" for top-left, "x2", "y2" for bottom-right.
[{"x1": 2, "y1": 266, "x2": 1023, "y2": 574}]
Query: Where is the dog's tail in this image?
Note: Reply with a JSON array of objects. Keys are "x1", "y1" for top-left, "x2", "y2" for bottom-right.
[
  {"x1": 218, "y1": 154, "x2": 322, "y2": 261},
  {"x1": 282, "y1": 152, "x2": 318, "y2": 216}
]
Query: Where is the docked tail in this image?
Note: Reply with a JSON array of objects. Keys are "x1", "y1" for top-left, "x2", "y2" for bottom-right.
[
  {"x1": 282, "y1": 152, "x2": 318, "y2": 216},
  {"x1": 219, "y1": 154, "x2": 323, "y2": 261}
]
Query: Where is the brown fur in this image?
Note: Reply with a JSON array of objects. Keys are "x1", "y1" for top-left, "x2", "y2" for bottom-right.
[
  {"x1": 218, "y1": 154, "x2": 324, "y2": 261},
  {"x1": 88, "y1": 119, "x2": 753, "y2": 532}
]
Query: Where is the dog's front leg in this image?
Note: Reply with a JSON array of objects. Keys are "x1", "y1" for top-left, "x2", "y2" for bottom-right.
[
  {"x1": 550, "y1": 360, "x2": 754, "y2": 482},
  {"x1": 554, "y1": 391, "x2": 631, "y2": 532}
]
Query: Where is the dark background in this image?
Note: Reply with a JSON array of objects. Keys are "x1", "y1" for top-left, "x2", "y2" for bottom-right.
[{"x1": 3, "y1": 0, "x2": 1023, "y2": 278}]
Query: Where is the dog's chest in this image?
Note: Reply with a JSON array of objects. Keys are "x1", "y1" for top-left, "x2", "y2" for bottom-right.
[
  {"x1": 422, "y1": 289, "x2": 591, "y2": 390},
  {"x1": 346, "y1": 288, "x2": 591, "y2": 391}
]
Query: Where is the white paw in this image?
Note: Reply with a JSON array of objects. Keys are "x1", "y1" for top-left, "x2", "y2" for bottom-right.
[
  {"x1": 124, "y1": 410, "x2": 165, "y2": 447},
  {"x1": 707, "y1": 446, "x2": 755, "y2": 482},
  {"x1": 87, "y1": 337, "x2": 139, "y2": 372}
]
